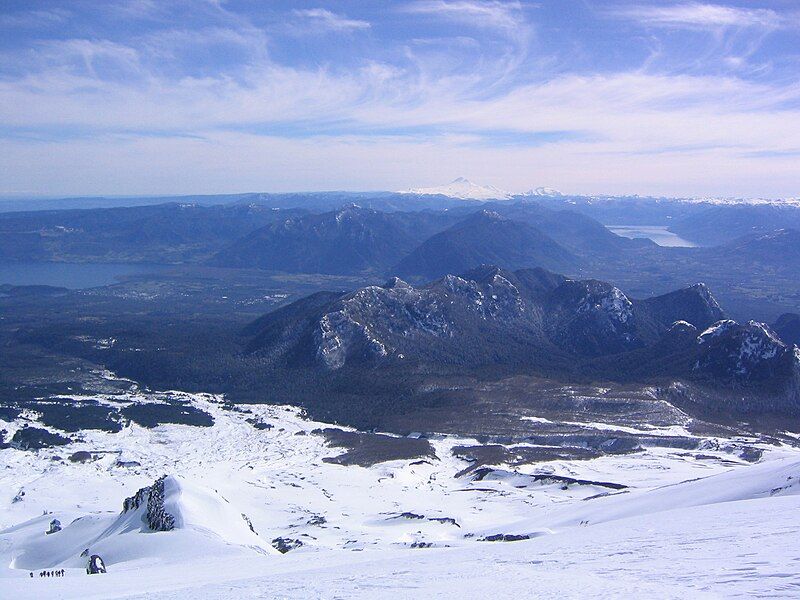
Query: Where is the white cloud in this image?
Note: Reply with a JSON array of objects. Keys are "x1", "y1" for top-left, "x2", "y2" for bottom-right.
[
  {"x1": 1, "y1": 2, "x2": 799, "y2": 197},
  {"x1": 402, "y1": 0, "x2": 524, "y2": 32},
  {"x1": 616, "y1": 3, "x2": 785, "y2": 30},
  {"x1": 0, "y1": 8, "x2": 69, "y2": 28},
  {"x1": 400, "y1": 0, "x2": 532, "y2": 90},
  {"x1": 3, "y1": 57, "x2": 800, "y2": 197},
  {"x1": 292, "y1": 8, "x2": 370, "y2": 32}
]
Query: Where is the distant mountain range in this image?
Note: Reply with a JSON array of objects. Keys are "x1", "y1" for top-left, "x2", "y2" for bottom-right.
[
  {"x1": 0, "y1": 203, "x2": 307, "y2": 263},
  {"x1": 207, "y1": 202, "x2": 656, "y2": 280},
  {"x1": 394, "y1": 211, "x2": 577, "y2": 280},
  {"x1": 2, "y1": 191, "x2": 800, "y2": 324},
  {"x1": 210, "y1": 205, "x2": 458, "y2": 275},
  {"x1": 244, "y1": 265, "x2": 799, "y2": 415}
]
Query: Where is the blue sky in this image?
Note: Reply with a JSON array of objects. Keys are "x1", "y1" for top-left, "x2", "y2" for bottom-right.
[{"x1": 1, "y1": 0, "x2": 799, "y2": 198}]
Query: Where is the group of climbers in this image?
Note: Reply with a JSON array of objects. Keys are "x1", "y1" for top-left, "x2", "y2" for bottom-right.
[{"x1": 32, "y1": 569, "x2": 65, "y2": 577}]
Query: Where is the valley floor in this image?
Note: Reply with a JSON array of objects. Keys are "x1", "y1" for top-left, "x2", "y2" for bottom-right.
[{"x1": 1, "y1": 380, "x2": 799, "y2": 598}]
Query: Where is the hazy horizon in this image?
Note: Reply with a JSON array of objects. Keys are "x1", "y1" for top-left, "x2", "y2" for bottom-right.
[{"x1": 2, "y1": 1, "x2": 799, "y2": 199}]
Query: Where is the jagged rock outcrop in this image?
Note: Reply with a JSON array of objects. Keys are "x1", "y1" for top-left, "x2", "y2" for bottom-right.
[
  {"x1": 122, "y1": 475, "x2": 175, "y2": 532},
  {"x1": 249, "y1": 265, "x2": 727, "y2": 369},
  {"x1": 692, "y1": 319, "x2": 800, "y2": 412},
  {"x1": 544, "y1": 279, "x2": 640, "y2": 356},
  {"x1": 271, "y1": 537, "x2": 303, "y2": 553},
  {"x1": 245, "y1": 266, "x2": 799, "y2": 414},
  {"x1": 46, "y1": 519, "x2": 61, "y2": 535},
  {"x1": 480, "y1": 533, "x2": 531, "y2": 542},
  {"x1": 87, "y1": 554, "x2": 106, "y2": 574},
  {"x1": 695, "y1": 320, "x2": 791, "y2": 380}
]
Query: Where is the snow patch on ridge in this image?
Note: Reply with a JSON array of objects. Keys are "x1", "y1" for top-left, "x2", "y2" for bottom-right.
[
  {"x1": 578, "y1": 287, "x2": 633, "y2": 324},
  {"x1": 698, "y1": 319, "x2": 738, "y2": 343}
]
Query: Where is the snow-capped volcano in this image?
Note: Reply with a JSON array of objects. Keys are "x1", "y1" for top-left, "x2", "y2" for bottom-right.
[
  {"x1": 400, "y1": 178, "x2": 511, "y2": 201},
  {"x1": 522, "y1": 187, "x2": 564, "y2": 197}
]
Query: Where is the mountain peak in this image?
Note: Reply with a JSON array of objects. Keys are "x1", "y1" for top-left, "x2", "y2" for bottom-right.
[
  {"x1": 523, "y1": 187, "x2": 564, "y2": 197},
  {"x1": 695, "y1": 319, "x2": 792, "y2": 381},
  {"x1": 384, "y1": 276, "x2": 411, "y2": 290},
  {"x1": 400, "y1": 178, "x2": 512, "y2": 201}
]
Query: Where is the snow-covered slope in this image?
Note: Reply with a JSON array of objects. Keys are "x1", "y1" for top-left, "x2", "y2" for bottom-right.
[
  {"x1": 4, "y1": 474, "x2": 273, "y2": 572},
  {"x1": 400, "y1": 178, "x2": 512, "y2": 201},
  {"x1": 2, "y1": 376, "x2": 800, "y2": 598}
]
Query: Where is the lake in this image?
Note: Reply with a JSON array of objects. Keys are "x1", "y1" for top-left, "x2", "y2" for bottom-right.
[
  {"x1": 0, "y1": 262, "x2": 170, "y2": 289},
  {"x1": 607, "y1": 225, "x2": 697, "y2": 248}
]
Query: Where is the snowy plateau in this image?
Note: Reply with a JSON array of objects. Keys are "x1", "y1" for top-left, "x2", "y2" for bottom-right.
[{"x1": 1, "y1": 374, "x2": 800, "y2": 599}]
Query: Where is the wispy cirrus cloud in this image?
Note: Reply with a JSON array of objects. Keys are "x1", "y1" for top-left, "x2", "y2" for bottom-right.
[
  {"x1": 0, "y1": 8, "x2": 70, "y2": 28},
  {"x1": 1, "y1": 1, "x2": 800, "y2": 198},
  {"x1": 401, "y1": 0, "x2": 524, "y2": 33},
  {"x1": 399, "y1": 0, "x2": 532, "y2": 92},
  {"x1": 292, "y1": 8, "x2": 370, "y2": 32},
  {"x1": 615, "y1": 3, "x2": 786, "y2": 30}
]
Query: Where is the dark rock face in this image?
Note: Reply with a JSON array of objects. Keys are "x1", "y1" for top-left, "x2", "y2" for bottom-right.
[
  {"x1": 122, "y1": 475, "x2": 176, "y2": 532},
  {"x1": 429, "y1": 517, "x2": 460, "y2": 527},
  {"x1": 46, "y1": 519, "x2": 61, "y2": 534},
  {"x1": 452, "y1": 445, "x2": 600, "y2": 475},
  {"x1": 241, "y1": 513, "x2": 257, "y2": 534},
  {"x1": 386, "y1": 512, "x2": 460, "y2": 527},
  {"x1": 68, "y1": 450, "x2": 95, "y2": 463},
  {"x1": 467, "y1": 467, "x2": 628, "y2": 490},
  {"x1": 393, "y1": 512, "x2": 425, "y2": 520},
  {"x1": 271, "y1": 537, "x2": 303, "y2": 553},
  {"x1": 87, "y1": 554, "x2": 106, "y2": 574},
  {"x1": 10, "y1": 426, "x2": 70, "y2": 450},
  {"x1": 480, "y1": 533, "x2": 531, "y2": 542}
]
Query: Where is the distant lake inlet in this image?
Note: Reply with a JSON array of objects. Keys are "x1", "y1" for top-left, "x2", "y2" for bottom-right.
[
  {"x1": 607, "y1": 225, "x2": 697, "y2": 248},
  {"x1": 0, "y1": 262, "x2": 170, "y2": 289}
]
